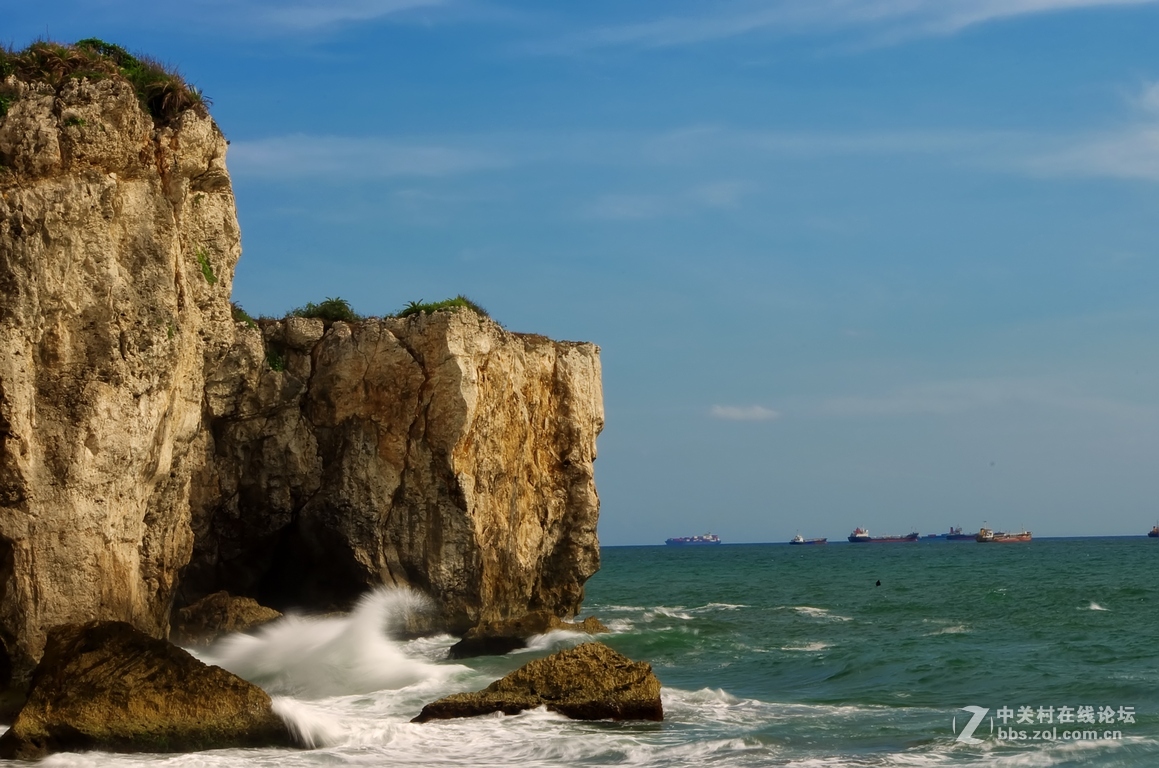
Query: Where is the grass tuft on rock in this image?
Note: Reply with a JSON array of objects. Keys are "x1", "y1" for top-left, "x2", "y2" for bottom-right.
[
  {"x1": 289, "y1": 297, "x2": 361, "y2": 323},
  {"x1": 393, "y1": 295, "x2": 489, "y2": 319},
  {"x1": 0, "y1": 38, "x2": 207, "y2": 124}
]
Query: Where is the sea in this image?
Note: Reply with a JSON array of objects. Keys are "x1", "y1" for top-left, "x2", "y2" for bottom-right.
[{"x1": 15, "y1": 537, "x2": 1159, "y2": 767}]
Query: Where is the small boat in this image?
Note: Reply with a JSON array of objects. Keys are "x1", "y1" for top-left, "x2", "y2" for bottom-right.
[
  {"x1": 790, "y1": 534, "x2": 828, "y2": 545},
  {"x1": 665, "y1": 533, "x2": 721, "y2": 546},
  {"x1": 847, "y1": 527, "x2": 919, "y2": 543},
  {"x1": 976, "y1": 527, "x2": 1031, "y2": 543},
  {"x1": 1148, "y1": 525, "x2": 1159, "y2": 538}
]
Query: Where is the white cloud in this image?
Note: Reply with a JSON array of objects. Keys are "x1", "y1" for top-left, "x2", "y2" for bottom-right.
[
  {"x1": 710, "y1": 405, "x2": 782, "y2": 421},
  {"x1": 229, "y1": 135, "x2": 508, "y2": 180},
  {"x1": 538, "y1": 0, "x2": 1158, "y2": 53},
  {"x1": 581, "y1": 179, "x2": 755, "y2": 220},
  {"x1": 250, "y1": 0, "x2": 444, "y2": 30},
  {"x1": 820, "y1": 379, "x2": 1159, "y2": 420}
]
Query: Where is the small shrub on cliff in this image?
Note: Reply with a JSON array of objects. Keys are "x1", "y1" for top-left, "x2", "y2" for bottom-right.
[
  {"x1": 393, "y1": 295, "x2": 489, "y2": 319},
  {"x1": 195, "y1": 248, "x2": 217, "y2": 285},
  {"x1": 230, "y1": 302, "x2": 257, "y2": 329},
  {"x1": 290, "y1": 297, "x2": 361, "y2": 323},
  {"x1": 0, "y1": 39, "x2": 207, "y2": 124}
]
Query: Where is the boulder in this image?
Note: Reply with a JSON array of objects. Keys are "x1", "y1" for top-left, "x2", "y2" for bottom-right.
[
  {"x1": 0, "y1": 621, "x2": 294, "y2": 759},
  {"x1": 448, "y1": 610, "x2": 609, "y2": 658},
  {"x1": 412, "y1": 642, "x2": 662, "y2": 723},
  {"x1": 172, "y1": 591, "x2": 283, "y2": 647}
]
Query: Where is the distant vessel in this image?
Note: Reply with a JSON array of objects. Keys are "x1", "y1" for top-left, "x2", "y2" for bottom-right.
[
  {"x1": 1149, "y1": 525, "x2": 1159, "y2": 538},
  {"x1": 943, "y1": 526, "x2": 975, "y2": 541},
  {"x1": 790, "y1": 534, "x2": 828, "y2": 545},
  {"x1": 976, "y1": 527, "x2": 1031, "y2": 543},
  {"x1": 847, "y1": 527, "x2": 919, "y2": 543},
  {"x1": 666, "y1": 533, "x2": 721, "y2": 546}
]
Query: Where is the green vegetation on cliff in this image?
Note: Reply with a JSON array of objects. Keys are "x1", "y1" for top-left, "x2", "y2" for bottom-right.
[
  {"x1": 290, "y1": 297, "x2": 361, "y2": 323},
  {"x1": 394, "y1": 295, "x2": 489, "y2": 319},
  {"x1": 0, "y1": 39, "x2": 206, "y2": 123}
]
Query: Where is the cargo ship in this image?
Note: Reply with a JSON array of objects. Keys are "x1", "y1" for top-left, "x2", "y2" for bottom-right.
[
  {"x1": 942, "y1": 526, "x2": 975, "y2": 541},
  {"x1": 976, "y1": 527, "x2": 1031, "y2": 543},
  {"x1": 665, "y1": 533, "x2": 721, "y2": 546},
  {"x1": 1149, "y1": 525, "x2": 1159, "y2": 538},
  {"x1": 847, "y1": 527, "x2": 919, "y2": 543},
  {"x1": 789, "y1": 534, "x2": 827, "y2": 545}
]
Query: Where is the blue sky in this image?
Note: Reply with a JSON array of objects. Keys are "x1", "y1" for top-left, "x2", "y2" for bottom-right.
[{"x1": 8, "y1": 1, "x2": 1159, "y2": 543}]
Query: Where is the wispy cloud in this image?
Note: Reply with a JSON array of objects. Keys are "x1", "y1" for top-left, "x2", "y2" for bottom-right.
[
  {"x1": 229, "y1": 135, "x2": 508, "y2": 180},
  {"x1": 820, "y1": 378, "x2": 1159, "y2": 420},
  {"x1": 582, "y1": 180, "x2": 754, "y2": 220},
  {"x1": 536, "y1": 0, "x2": 1158, "y2": 53},
  {"x1": 246, "y1": 0, "x2": 445, "y2": 30},
  {"x1": 1019, "y1": 81, "x2": 1159, "y2": 181},
  {"x1": 711, "y1": 405, "x2": 782, "y2": 421}
]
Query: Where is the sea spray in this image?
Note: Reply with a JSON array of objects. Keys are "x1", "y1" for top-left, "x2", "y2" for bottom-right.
[
  {"x1": 203, "y1": 588, "x2": 464, "y2": 698},
  {"x1": 271, "y1": 697, "x2": 347, "y2": 748}
]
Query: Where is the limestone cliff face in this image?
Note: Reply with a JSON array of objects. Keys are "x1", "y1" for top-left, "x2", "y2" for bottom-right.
[
  {"x1": 184, "y1": 311, "x2": 604, "y2": 633},
  {"x1": 0, "y1": 76, "x2": 239, "y2": 680},
  {"x1": 0, "y1": 65, "x2": 603, "y2": 688}
]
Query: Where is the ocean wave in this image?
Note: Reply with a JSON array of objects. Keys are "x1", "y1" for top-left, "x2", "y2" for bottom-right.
[
  {"x1": 780, "y1": 642, "x2": 833, "y2": 651},
  {"x1": 788, "y1": 606, "x2": 853, "y2": 621},
  {"x1": 199, "y1": 587, "x2": 467, "y2": 698},
  {"x1": 1087, "y1": 602, "x2": 1109, "y2": 611},
  {"x1": 518, "y1": 629, "x2": 591, "y2": 654}
]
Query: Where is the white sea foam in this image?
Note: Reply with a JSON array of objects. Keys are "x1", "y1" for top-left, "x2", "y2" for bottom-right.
[
  {"x1": 201, "y1": 587, "x2": 465, "y2": 698},
  {"x1": 520, "y1": 629, "x2": 590, "y2": 653},
  {"x1": 790, "y1": 606, "x2": 852, "y2": 621},
  {"x1": 271, "y1": 696, "x2": 346, "y2": 747},
  {"x1": 1088, "y1": 602, "x2": 1109, "y2": 611},
  {"x1": 781, "y1": 641, "x2": 832, "y2": 651}
]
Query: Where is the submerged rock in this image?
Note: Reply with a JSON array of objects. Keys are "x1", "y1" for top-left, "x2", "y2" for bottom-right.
[
  {"x1": 413, "y1": 642, "x2": 662, "y2": 723},
  {"x1": 448, "y1": 610, "x2": 609, "y2": 658},
  {"x1": 172, "y1": 591, "x2": 282, "y2": 647},
  {"x1": 0, "y1": 621, "x2": 294, "y2": 759}
]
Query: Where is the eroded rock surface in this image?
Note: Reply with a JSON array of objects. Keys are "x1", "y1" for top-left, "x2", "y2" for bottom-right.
[
  {"x1": 0, "y1": 75, "x2": 239, "y2": 682},
  {"x1": 183, "y1": 310, "x2": 604, "y2": 634},
  {"x1": 171, "y1": 591, "x2": 282, "y2": 647},
  {"x1": 413, "y1": 642, "x2": 662, "y2": 723},
  {"x1": 448, "y1": 610, "x2": 609, "y2": 658},
  {"x1": 0, "y1": 621, "x2": 293, "y2": 759}
]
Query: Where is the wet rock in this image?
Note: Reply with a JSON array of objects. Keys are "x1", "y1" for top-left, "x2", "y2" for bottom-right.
[
  {"x1": 448, "y1": 610, "x2": 609, "y2": 658},
  {"x1": 413, "y1": 642, "x2": 662, "y2": 723},
  {"x1": 172, "y1": 591, "x2": 282, "y2": 647},
  {"x1": 0, "y1": 621, "x2": 294, "y2": 759}
]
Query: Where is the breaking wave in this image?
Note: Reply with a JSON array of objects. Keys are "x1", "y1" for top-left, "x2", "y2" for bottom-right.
[{"x1": 202, "y1": 587, "x2": 464, "y2": 698}]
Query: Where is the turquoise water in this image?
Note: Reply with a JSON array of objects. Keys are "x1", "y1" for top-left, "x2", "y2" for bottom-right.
[
  {"x1": 13, "y1": 537, "x2": 1158, "y2": 767},
  {"x1": 581, "y1": 537, "x2": 1159, "y2": 766}
]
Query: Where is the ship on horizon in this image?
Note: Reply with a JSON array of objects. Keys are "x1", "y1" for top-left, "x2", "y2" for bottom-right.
[
  {"x1": 976, "y1": 526, "x2": 1032, "y2": 543},
  {"x1": 847, "y1": 527, "x2": 919, "y2": 543},
  {"x1": 665, "y1": 533, "x2": 721, "y2": 546},
  {"x1": 789, "y1": 534, "x2": 827, "y2": 545}
]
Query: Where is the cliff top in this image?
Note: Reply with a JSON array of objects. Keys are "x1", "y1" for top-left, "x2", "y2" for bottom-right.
[{"x1": 0, "y1": 39, "x2": 207, "y2": 124}]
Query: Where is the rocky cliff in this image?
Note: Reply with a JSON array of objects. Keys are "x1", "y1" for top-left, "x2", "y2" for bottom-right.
[
  {"x1": 0, "y1": 43, "x2": 603, "y2": 687},
  {"x1": 182, "y1": 312, "x2": 603, "y2": 633},
  {"x1": 0, "y1": 67, "x2": 238, "y2": 683}
]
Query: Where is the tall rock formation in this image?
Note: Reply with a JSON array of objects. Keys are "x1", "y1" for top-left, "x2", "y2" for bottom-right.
[
  {"x1": 184, "y1": 312, "x2": 603, "y2": 633},
  {"x1": 0, "y1": 71, "x2": 239, "y2": 682},
  {"x1": 0, "y1": 44, "x2": 604, "y2": 687}
]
